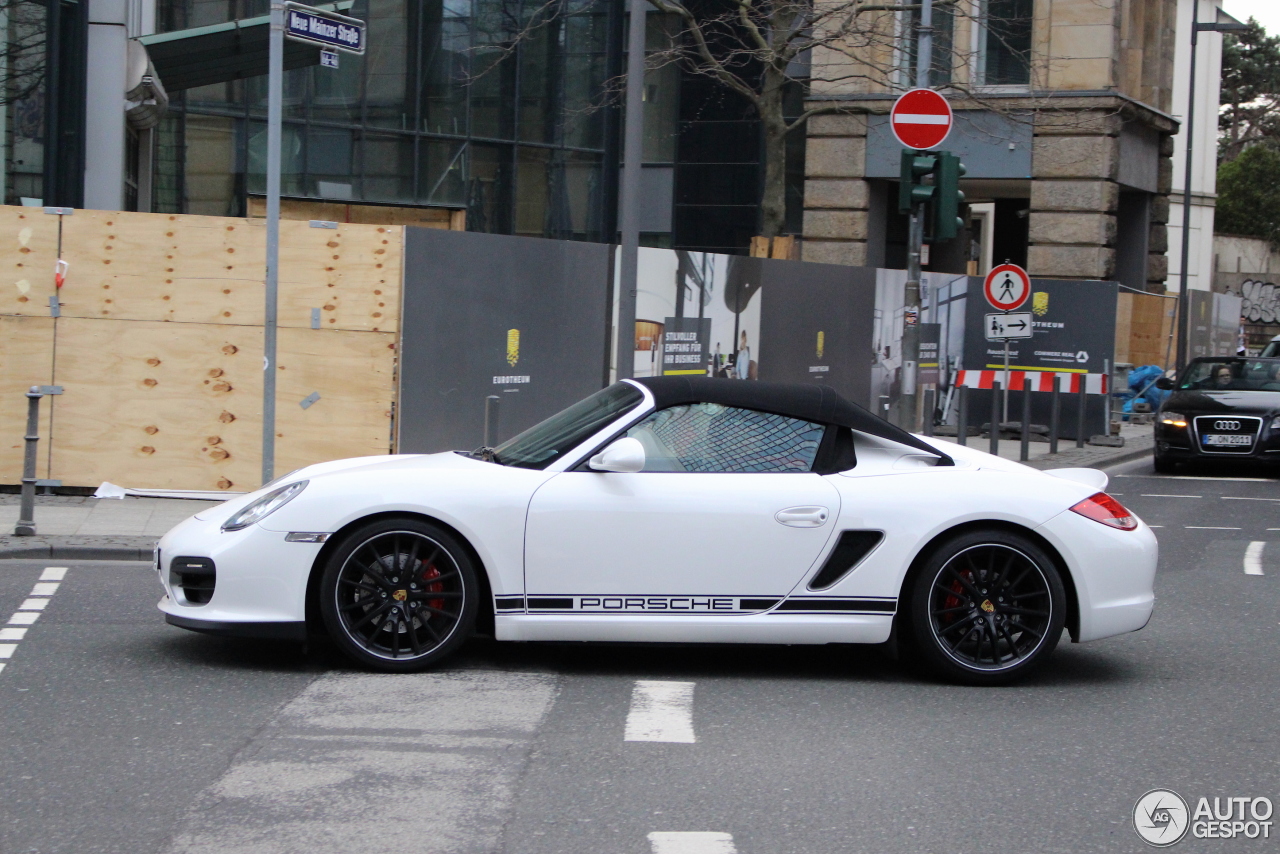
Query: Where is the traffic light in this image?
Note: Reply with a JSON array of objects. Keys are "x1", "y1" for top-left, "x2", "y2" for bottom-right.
[
  {"x1": 898, "y1": 150, "x2": 937, "y2": 213},
  {"x1": 931, "y1": 151, "x2": 966, "y2": 241}
]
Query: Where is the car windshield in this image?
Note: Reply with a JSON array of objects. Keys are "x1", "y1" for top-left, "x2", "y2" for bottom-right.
[
  {"x1": 491, "y1": 383, "x2": 645, "y2": 468},
  {"x1": 1177, "y1": 358, "x2": 1280, "y2": 391},
  {"x1": 1263, "y1": 340, "x2": 1280, "y2": 358}
]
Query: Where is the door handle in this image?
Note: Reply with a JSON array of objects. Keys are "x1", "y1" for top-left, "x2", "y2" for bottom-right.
[{"x1": 775, "y1": 506, "x2": 829, "y2": 528}]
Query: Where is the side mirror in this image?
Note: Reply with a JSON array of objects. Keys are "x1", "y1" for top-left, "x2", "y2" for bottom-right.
[
  {"x1": 588, "y1": 437, "x2": 646, "y2": 473},
  {"x1": 1155, "y1": 376, "x2": 1175, "y2": 390}
]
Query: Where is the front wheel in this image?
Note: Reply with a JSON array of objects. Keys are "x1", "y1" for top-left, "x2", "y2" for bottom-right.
[
  {"x1": 906, "y1": 529, "x2": 1066, "y2": 685},
  {"x1": 1153, "y1": 452, "x2": 1176, "y2": 474},
  {"x1": 320, "y1": 518, "x2": 478, "y2": 672}
]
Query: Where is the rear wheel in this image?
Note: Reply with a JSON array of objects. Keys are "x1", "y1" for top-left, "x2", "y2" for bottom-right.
[
  {"x1": 907, "y1": 529, "x2": 1065, "y2": 686},
  {"x1": 320, "y1": 518, "x2": 478, "y2": 672}
]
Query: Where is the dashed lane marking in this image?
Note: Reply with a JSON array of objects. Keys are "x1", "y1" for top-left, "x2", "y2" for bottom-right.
[
  {"x1": 626, "y1": 680, "x2": 696, "y2": 743},
  {"x1": 1185, "y1": 527, "x2": 1242, "y2": 530},
  {"x1": 1, "y1": 568, "x2": 67, "y2": 675},
  {"x1": 1222, "y1": 496, "x2": 1280, "y2": 502},
  {"x1": 1118, "y1": 475, "x2": 1278, "y2": 482},
  {"x1": 1245, "y1": 542, "x2": 1265, "y2": 576},
  {"x1": 1140, "y1": 494, "x2": 1202, "y2": 498},
  {"x1": 649, "y1": 832, "x2": 738, "y2": 854}
]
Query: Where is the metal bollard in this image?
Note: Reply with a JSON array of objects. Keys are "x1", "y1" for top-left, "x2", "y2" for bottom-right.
[
  {"x1": 483, "y1": 395, "x2": 500, "y2": 449},
  {"x1": 1049, "y1": 375, "x2": 1061, "y2": 455},
  {"x1": 1076, "y1": 375, "x2": 1087, "y2": 449},
  {"x1": 922, "y1": 388, "x2": 935, "y2": 437},
  {"x1": 14, "y1": 387, "x2": 42, "y2": 536},
  {"x1": 1020, "y1": 374, "x2": 1032, "y2": 462},
  {"x1": 956, "y1": 385, "x2": 968, "y2": 447},
  {"x1": 989, "y1": 381, "x2": 1002, "y2": 456}
]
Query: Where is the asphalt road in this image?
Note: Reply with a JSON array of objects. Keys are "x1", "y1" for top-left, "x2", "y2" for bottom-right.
[{"x1": 0, "y1": 458, "x2": 1277, "y2": 853}]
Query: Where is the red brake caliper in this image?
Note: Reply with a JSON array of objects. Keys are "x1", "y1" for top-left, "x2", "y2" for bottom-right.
[{"x1": 422, "y1": 564, "x2": 445, "y2": 612}]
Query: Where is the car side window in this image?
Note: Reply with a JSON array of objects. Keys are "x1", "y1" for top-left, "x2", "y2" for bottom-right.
[{"x1": 624, "y1": 403, "x2": 825, "y2": 473}]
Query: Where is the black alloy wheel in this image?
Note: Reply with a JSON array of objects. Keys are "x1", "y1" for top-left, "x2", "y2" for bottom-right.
[
  {"x1": 320, "y1": 518, "x2": 478, "y2": 672},
  {"x1": 907, "y1": 529, "x2": 1065, "y2": 685}
]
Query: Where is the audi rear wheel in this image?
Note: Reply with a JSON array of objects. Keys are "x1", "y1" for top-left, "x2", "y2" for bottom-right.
[
  {"x1": 907, "y1": 529, "x2": 1066, "y2": 686},
  {"x1": 320, "y1": 518, "x2": 478, "y2": 672}
]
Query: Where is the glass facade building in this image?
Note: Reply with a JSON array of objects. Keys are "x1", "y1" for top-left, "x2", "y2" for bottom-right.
[{"x1": 154, "y1": 0, "x2": 618, "y2": 242}]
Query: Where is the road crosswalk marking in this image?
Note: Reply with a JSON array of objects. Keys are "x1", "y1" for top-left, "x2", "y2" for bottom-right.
[
  {"x1": 1, "y1": 567, "x2": 67, "y2": 675},
  {"x1": 649, "y1": 831, "x2": 737, "y2": 853},
  {"x1": 1245, "y1": 542, "x2": 1265, "y2": 576},
  {"x1": 626, "y1": 680, "x2": 696, "y2": 743}
]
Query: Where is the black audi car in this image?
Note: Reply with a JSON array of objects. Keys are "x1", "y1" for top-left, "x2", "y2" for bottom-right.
[{"x1": 1153, "y1": 357, "x2": 1280, "y2": 472}]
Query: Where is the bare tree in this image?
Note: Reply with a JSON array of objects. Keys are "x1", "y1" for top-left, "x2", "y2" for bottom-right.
[{"x1": 1, "y1": 0, "x2": 46, "y2": 106}]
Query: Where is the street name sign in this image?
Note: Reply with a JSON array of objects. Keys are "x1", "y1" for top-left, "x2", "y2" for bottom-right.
[
  {"x1": 890, "y1": 89, "x2": 953, "y2": 150},
  {"x1": 285, "y1": 3, "x2": 366, "y2": 54},
  {"x1": 983, "y1": 263, "x2": 1031, "y2": 312},
  {"x1": 985, "y1": 312, "x2": 1034, "y2": 340}
]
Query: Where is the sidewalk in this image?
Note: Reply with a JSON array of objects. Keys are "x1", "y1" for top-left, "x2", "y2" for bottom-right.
[{"x1": 0, "y1": 426, "x2": 1152, "y2": 562}]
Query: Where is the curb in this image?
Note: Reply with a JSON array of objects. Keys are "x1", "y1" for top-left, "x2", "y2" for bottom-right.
[
  {"x1": 1024, "y1": 440, "x2": 1154, "y2": 472},
  {"x1": 0, "y1": 544, "x2": 154, "y2": 561}
]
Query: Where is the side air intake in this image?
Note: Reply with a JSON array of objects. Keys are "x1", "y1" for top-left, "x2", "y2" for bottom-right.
[{"x1": 808, "y1": 531, "x2": 884, "y2": 591}]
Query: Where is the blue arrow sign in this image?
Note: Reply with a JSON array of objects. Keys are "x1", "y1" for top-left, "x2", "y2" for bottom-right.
[{"x1": 285, "y1": 3, "x2": 365, "y2": 54}]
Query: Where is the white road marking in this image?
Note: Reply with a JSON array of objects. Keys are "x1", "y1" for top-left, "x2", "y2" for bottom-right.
[
  {"x1": 649, "y1": 832, "x2": 738, "y2": 854},
  {"x1": 0, "y1": 644, "x2": 16, "y2": 659},
  {"x1": 0, "y1": 628, "x2": 27, "y2": 641},
  {"x1": 0, "y1": 568, "x2": 67, "y2": 675},
  {"x1": 1186, "y1": 526, "x2": 1242, "y2": 530},
  {"x1": 1141, "y1": 494, "x2": 1201, "y2": 498},
  {"x1": 39, "y1": 568, "x2": 66, "y2": 581},
  {"x1": 626, "y1": 680, "x2": 696, "y2": 743},
  {"x1": 17, "y1": 598, "x2": 48, "y2": 611},
  {"x1": 30, "y1": 583, "x2": 59, "y2": 596},
  {"x1": 1148, "y1": 525, "x2": 1164, "y2": 528},
  {"x1": 1222, "y1": 496, "x2": 1280, "y2": 502},
  {"x1": 1118, "y1": 474, "x2": 1278, "y2": 482},
  {"x1": 1245, "y1": 542, "x2": 1265, "y2": 576},
  {"x1": 8, "y1": 612, "x2": 39, "y2": 626}
]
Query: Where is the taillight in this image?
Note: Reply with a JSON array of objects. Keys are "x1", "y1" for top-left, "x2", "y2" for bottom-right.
[{"x1": 1070, "y1": 492, "x2": 1138, "y2": 531}]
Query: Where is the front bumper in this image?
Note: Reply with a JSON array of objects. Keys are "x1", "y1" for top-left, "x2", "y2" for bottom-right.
[
  {"x1": 1156, "y1": 422, "x2": 1280, "y2": 462},
  {"x1": 164, "y1": 609, "x2": 307, "y2": 640},
  {"x1": 156, "y1": 513, "x2": 324, "y2": 630}
]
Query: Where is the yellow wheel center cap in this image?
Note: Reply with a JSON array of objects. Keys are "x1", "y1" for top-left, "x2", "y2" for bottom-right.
[
  {"x1": 392, "y1": 589, "x2": 408, "y2": 601},
  {"x1": 980, "y1": 599, "x2": 995, "y2": 613}
]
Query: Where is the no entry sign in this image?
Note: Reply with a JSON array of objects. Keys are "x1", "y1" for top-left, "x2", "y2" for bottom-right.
[
  {"x1": 890, "y1": 89, "x2": 953, "y2": 150},
  {"x1": 983, "y1": 263, "x2": 1031, "y2": 312}
]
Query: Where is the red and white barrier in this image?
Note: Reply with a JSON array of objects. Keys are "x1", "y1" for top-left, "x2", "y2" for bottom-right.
[{"x1": 954, "y1": 370, "x2": 1108, "y2": 394}]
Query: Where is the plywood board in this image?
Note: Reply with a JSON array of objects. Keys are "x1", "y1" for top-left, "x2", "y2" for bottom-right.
[
  {"x1": 273, "y1": 327, "x2": 397, "y2": 473},
  {"x1": 1114, "y1": 293, "x2": 1133, "y2": 365},
  {"x1": 1126, "y1": 292, "x2": 1176, "y2": 369},
  {"x1": 58, "y1": 209, "x2": 267, "y2": 325},
  {"x1": 247, "y1": 197, "x2": 460, "y2": 229},
  {"x1": 0, "y1": 315, "x2": 55, "y2": 483},
  {"x1": 49, "y1": 317, "x2": 264, "y2": 491},
  {"x1": 0, "y1": 206, "x2": 60, "y2": 318},
  {"x1": 57, "y1": 209, "x2": 402, "y2": 333}
]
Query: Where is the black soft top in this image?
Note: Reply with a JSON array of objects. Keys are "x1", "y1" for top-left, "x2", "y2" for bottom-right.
[{"x1": 630, "y1": 376, "x2": 953, "y2": 465}]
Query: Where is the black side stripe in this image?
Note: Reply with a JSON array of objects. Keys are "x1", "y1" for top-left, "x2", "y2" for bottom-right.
[
  {"x1": 527, "y1": 597, "x2": 574, "y2": 610},
  {"x1": 494, "y1": 596, "x2": 524, "y2": 611},
  {"x1": 775, "y1": 598, "x2": 896, "y2": 613}
]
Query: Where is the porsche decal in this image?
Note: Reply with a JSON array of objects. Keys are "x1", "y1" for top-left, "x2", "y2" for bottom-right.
[{"x1": 506, "y1": 596, "x2": 896, "y2": 615}]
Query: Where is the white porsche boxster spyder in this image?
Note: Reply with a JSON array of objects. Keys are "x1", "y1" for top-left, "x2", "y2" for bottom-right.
[{"x1": 157, "y1": 377, "x2": 1157, "y2": 685}]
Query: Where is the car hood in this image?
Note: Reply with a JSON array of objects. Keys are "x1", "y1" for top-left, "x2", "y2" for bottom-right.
[
  {"x1": 192, "y1": 451, "x2": 488, "y2": 521},
  {"x1": 1163, "y1": 389, "x2": 1280, "y2": 414}
]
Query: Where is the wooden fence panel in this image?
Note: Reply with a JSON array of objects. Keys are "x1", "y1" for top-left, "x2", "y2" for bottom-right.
[
  {"x1": 1, "y1": 207, "x2": 59, "y2": 318},
  {"x1": 48, "y1": 317, "x2": 265, "y2": 491},
  {"x1": 0, "y1": 315, "x2": 55, "y2": 482}
]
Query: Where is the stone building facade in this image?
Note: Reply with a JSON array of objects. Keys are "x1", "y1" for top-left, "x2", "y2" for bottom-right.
[{"x1": 801, "y1": 0, "x2": 1182, "y2": 290}]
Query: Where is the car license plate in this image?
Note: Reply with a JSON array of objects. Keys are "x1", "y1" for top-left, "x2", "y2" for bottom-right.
[{"x1": 1203, "y1": 434, "x2": 1251, "y2": 446}]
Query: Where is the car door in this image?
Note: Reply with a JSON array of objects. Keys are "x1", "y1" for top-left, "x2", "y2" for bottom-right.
[{"x1": 523, "y1": 402, "x2": 840, "y2": 614}]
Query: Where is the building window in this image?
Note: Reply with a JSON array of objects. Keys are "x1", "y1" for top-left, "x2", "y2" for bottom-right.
[
  {"x1": 979, "y1": 0, "x2": 1033, "y2": 87},
  {"x1": 902, "y1": 3, "x2": 955, "y2": 88}
]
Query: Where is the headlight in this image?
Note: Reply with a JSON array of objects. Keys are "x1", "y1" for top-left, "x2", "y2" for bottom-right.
[
  {"x1": 221, "y1": 481, "x2": 308, "y2": 532},
  {"x1": 1159, "y1": 411, "x2": 1186, "y2": 428}
]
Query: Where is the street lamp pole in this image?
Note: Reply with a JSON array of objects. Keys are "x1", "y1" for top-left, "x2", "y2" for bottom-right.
[
  {"x1": 262, "y1": 0, "x2": 284, "y2": 485},
  {"x1": 1175, "y1": 1, "x2": 1245, "y2": 370},
  {"x1": 899, "y1": 0, "x2": 932, "y2": 432},
  {"x1": 615, "y1": 0, "x2": 647, "y2": 381}
]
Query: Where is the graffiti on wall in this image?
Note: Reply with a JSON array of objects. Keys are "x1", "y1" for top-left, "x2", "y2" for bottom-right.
[{"x1": 1224, "y1": 279, "x2": 1280, "y2": 323}]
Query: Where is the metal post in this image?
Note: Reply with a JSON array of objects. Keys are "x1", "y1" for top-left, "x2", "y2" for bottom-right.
[
  {"x1": 898, "y1": 0, "x2": 933, "y2": 433},
  {"x1": 615, "y1": 0, "x2": 646, "y2": 381},
  {"x1": 1076, "y1": 375, "x2": 1087, "y2": 448},
  {"x1": 956, "y1": 385, "x2": 968, "y2": 447},
  {"x1": 483, "y1": 395, "x2": 500, "y2": 448},
  {"x1": 1019, "y1": 374, "x2": 1031, "y2": 462},
  {"x1": 1049, "y1": 375, "x2": 1061, "y2": 455},
  {"x1": 14, "y1": 387, "x2": 41, "y2": 536},
  {"x1": 1175, "y1": 0, "x2": 1199, "y2": 371},
  {"x1": 261, "y1": 0, "x2": 284, "y2": 485},
  {"x1": 1001, "y1": 339, "x2": 1011, "y2": 423},
  {"x1": 989, "y1": 381, "x2": 1001, "y2": 456},
  {"x1": 922, "y1": 388, "x2": 935, "y2": 437}
]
